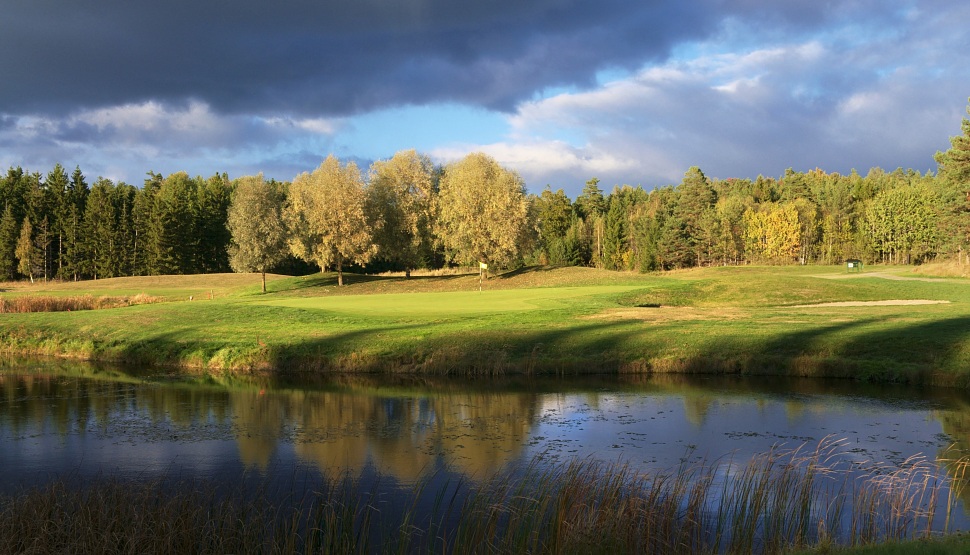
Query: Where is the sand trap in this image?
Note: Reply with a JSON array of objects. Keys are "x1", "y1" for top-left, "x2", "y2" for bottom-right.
[
  {"x1": 813, "y1": 272, "x2": 957, "y2": 283},
  {"x1": 791, "y1": 299, "x2": 950, "y2": 308}
]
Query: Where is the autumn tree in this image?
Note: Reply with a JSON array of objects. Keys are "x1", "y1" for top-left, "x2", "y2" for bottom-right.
[
  {"x1": 227, "y1": 174, "x2": 289, "y2": 292},
  {"x1": 743, "y1": 202, "x2": 801, "y2": 263},
  {"x1": 365, "y1": 150, "x2": 436, "y2": 277},
  {"x1": 436, "y1": 152, "x2": 529, "y2": 271},
  {"x1": 286, "y1": 155, "x2": 374, "y2": 286}
]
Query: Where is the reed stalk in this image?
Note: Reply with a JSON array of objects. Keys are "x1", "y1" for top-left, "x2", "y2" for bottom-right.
[{"x1": 1, "y1": 441, "x2": 967, "y2": 554}]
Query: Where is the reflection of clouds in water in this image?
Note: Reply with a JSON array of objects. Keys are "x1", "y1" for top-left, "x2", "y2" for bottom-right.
[
  {"x1": 0, "y1": 369, "x2": 965, "y2": 498},
  {"x1": 525, "y1": 391, "x2": 953, "y2": 476}
]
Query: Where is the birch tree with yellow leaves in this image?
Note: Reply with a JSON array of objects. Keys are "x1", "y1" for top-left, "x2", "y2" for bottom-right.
[
  {"x1": 366, "y1": 150, "x2": 436, "y2": 277},
  {"x1": 436, "y1": 152, "x2": 529, "y2": 272},
  {"x1": 285, "y1": 155, "x2": 375, "y2": 286}
]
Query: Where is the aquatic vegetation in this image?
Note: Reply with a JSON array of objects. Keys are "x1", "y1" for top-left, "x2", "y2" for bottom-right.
[{"x1": 1, "y1": 441, "x2": 967, "y2": 554}]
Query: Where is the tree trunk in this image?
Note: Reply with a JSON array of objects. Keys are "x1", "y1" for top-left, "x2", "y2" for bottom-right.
[
  {"x1": 261, "y1": 270, "x2": 266, "y2": 293},
  {"x1": 337, "y1": 254, "x2": 344, "y2": 286}
]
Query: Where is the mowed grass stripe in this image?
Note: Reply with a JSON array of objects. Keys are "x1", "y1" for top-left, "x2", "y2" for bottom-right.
[{"x1": 255, "y1": 285, "x2": 648, "y2": 315}]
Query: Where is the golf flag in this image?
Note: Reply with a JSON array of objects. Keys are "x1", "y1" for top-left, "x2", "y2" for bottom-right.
[{"x1": 480, "y1": 262, "x2": 488, "y2": 270}]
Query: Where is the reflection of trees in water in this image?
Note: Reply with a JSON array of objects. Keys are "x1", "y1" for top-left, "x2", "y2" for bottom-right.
[
  {"x1": 431, "y1": 393, "x2": 537, "y2": 477},
  {"x1": 285, "y1": 391, "x2": 538, "y2": 479},
  {"x1": 682, "y1": 396, "x2": 712, "y2": 427},
  {"x1": 934, "y1": 403, "x2": 970, "y2": 509},
  {"x1": 2, "y1": 372, "x2": 542, "y2": 481}
]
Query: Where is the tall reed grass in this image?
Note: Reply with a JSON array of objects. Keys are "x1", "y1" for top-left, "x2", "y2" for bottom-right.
[
  {"x1": 1, "y1": 441, "x2": 967, "y2": 554},
  {"x1": 0, "y1": 293, "x2": 161, "y2": 313}
]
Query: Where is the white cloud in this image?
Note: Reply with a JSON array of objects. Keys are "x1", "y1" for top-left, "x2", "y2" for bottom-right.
[
  {"x1": 0, "y1": 101, "x2": 344, "y2": 183},
  {"x1": 437, "y1": 20, "x2": 969, "y2": 196}
]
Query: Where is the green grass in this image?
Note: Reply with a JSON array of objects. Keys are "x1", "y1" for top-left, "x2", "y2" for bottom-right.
[
  {"x1": 2, "y1": 265, "x2": 970, "y2": 384},
  {"x1": 793, "y1": 533, "x2": 970, "y2": 554}
]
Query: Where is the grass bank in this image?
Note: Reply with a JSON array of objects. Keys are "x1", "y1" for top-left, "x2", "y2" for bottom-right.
[{"x1": 1, "y1": 266, "x2": 969, "y2": 385}]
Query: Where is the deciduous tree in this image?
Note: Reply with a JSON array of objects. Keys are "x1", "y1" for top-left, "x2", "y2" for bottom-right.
[
  {"x1": 436, "y1": 152, "x2": 529, "y2": 270},
  {"x1": 365, "y1": 150, "x2": 436, "y2": 277},
  {"x1": 286, "y1": 155, "x2": 374, "y2": 286},
  {"x1": 227, "y1": 174, "x2": 289, "y2": 292}
]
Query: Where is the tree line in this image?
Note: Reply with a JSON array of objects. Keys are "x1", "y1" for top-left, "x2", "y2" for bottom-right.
[{"x1": 2, "y1": 101, "x2": 969, "y2": 285}]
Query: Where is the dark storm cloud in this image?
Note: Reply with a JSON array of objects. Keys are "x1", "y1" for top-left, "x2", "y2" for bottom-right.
[{"x1": 0, "y1": 0, "x2": 883, "y2": 117}]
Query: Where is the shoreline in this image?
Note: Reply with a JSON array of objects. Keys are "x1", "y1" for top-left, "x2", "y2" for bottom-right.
[{"x1": 1, "y1": 339, "x2": 960, "y2": 389}]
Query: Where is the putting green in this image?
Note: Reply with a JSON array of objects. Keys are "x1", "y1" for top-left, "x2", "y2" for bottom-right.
[{"x1": 257, "y1": 285, "x2": 646, "y2": 316}]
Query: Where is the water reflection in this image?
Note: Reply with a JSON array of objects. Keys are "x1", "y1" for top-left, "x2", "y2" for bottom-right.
[{"x1": 2, "y1": 358, "x2": 970, "y2": 504}]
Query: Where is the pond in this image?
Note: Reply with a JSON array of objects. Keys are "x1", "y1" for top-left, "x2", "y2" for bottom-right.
[{"x1": 2, "y1": 357, "x2": 970, "y2": 549}]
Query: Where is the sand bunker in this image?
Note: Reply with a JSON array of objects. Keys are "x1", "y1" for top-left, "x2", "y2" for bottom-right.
[{"x1": 791, "y1": 299, "x2": 950, "y2": 308}]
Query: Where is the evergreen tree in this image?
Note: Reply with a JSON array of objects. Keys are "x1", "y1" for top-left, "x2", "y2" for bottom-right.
[
  {"x1": 59, "y1": 167, "x2": 89, "y2": 280},
  {"x1": 934, "y1": 97, "x2": 970, "y2": 262},
  {"x1": 676, "y1": 166, "x2": 718, "y2": 267},
  {"x1": 132, "y1": 173, "x2": 162, "y2": 275},
  {"x1": 196, "y1": 173, "x2": 232, "y2": 273},
  {"x1": 15, "y1": 216, "x2": 33, "y2": 282},
  {"x1": 81, "y1": 178, "x2": 119, "y2": 279},
  {"x1": 602, "y1": 194, "x2": 628, "y2": 270},
  {"x1": 154, "y1": 172, "x2": 199, "y2": 274},
  {"x1": 113, "y1": 183, "x2": 137, "y2": 276},
  {"x1": 575, "y1": 178, "x2": 606, "y2": 220},
  {"x1": 0, "y1": 167, "x2": 30, "y2": 224},
  {"x1": 46, "y1": 163, "x2": 70, "y2": 276},
  {"x1": 0, "y1": 205, "x2": 17, "y2": 280},
  {"x1": 32, "y1": 216, "x2": 53, "y2": 280}
]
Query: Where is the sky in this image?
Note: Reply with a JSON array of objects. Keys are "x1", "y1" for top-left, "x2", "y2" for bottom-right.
[{"x1": 1, "y1": 0, "x2": 969, "y2": 197}]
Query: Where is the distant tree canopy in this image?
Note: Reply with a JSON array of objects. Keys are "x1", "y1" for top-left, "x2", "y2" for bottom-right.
[{"x1": 2, "y1": 98, "x2": 970, "y2": 284}]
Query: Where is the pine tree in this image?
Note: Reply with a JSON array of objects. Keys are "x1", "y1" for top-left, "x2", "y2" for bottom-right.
[
  {"x1": 132, "y1": 173, "x2": 162, "y2": 275},
  {"x1": 575, "y1": 178, "x2": 606, "y2": 220},
  {"x1": 15, "y1": 216, "x2": 33, "y2": 282},
  {"x1": 32, "y1": 216, "x2": 52, "y2": 280},
  {"x1": 0, "y1": 205, "x2": 18, "y2": 281},
  {"x1": 934, "y1": 97, "x2": 970, "y2": 262},
  {"x1": 60, "y1": 167, "x2": 89, "y2": 280},
  {"x1": 81, "y1": 178, "x2": 118, "y2": 279},
  {"x1": 197, "y1": 173, "x2": 232, "y2": 273},
  {"x1": 46, "y1": 163, "x2": 70, "y2": 276}
]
